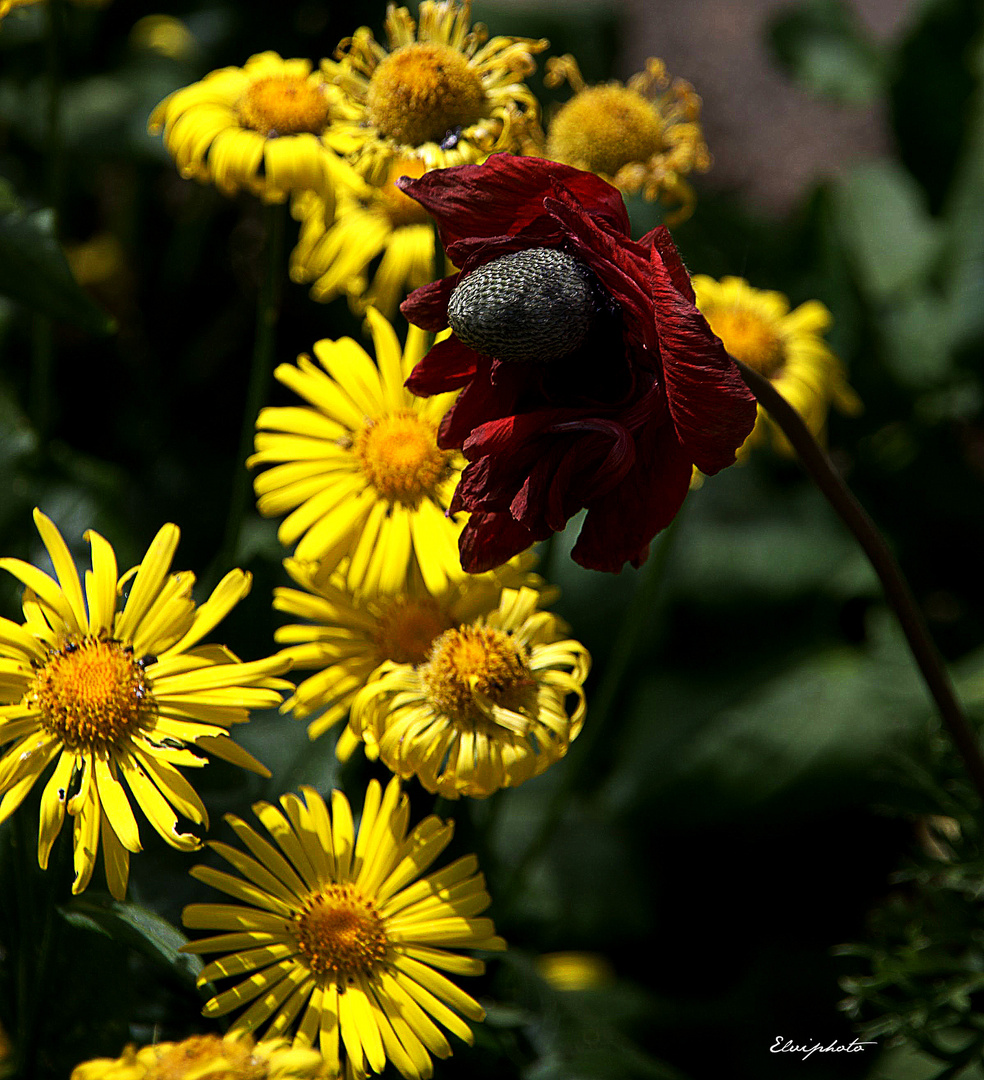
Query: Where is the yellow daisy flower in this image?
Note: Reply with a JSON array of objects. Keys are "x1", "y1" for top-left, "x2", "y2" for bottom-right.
[
  {"x1": 0, "y1": 509, "x2": 290, "y2": 900},
  {"x1": 290, "y1": 159, "x2": 443, "y2": 320},
  {"x1": 692, "y1": 275, "x2": 863, "y2": 456},
  {"x1": 322, "y1": 0, "x2": 548, "y2": 184},
  {"x1": 249, "y1": 309, "x2": 464, "y2": 597},
  {"x1": 70, "y1": 1032, "x2": 323, "y2": 1080},
  {"x1": 148, "y1": 51, "x2": 355, "y2": 204},
  {"x1": 543, "y1": 55, "x2": 711, "y2": 224},
  {"x1": 273, "y1": 549, "x2": 553, "y2": 759},
  {"x1": 350, "y1": 587, "x2": 589, "y2": 800},
  {"x1": 182, "y1": 778, "x2": 505, "y2": 1079}
]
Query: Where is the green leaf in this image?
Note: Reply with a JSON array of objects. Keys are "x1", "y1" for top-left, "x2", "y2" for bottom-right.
[
  {"x1": 768, "y1": 0, "x2": 886, "y2": 105},
  {"x1": 0, "y1": 179, "x2": 114, "y2": 333},
  {"x1": 836, "y1": 161, "x2": 942, "y2": 300},
  {"x1": 59, "y1": 895, "x2": 202, "y2": 987}
]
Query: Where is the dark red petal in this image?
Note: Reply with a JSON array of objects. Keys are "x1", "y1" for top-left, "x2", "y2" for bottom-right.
[
  {"x1": 638, "y1": 225, "x2": 696, "y2": 303},
  {"x1": 438, "y1": 360, "x2": 532, "y2": 448},
  {"x1": 545, "y1": 418, "x2": 637, "y2": 502},
  {"x1": 397, "y1": 154, "x2": 630, "y2": 250},
  {"x1": 405, "y1": 335, "x2": 479, "y2": 396},
  {"x1": 400, "y1": 274, "x2": 459, "y2": 331},
  {"x1": 650, "y1": 250, "x2": 758, "y2": 474},
  {"x1": 571, "y1": 424, "x2": 693, "y2": 572},
  {"x1": 458, "y1": 511, "x2": 543, "y2": 573}
]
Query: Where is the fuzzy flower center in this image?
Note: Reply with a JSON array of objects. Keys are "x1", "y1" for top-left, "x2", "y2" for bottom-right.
[
  {"x1": 31, "y1": 637, "x2": 151, "y2": 751},
  {"x1": 366, "y1": 43, "x2": 488, "y2": 146},
  {"x1": 378, "y1": 159, "x2": 432, "y2": 228},
  {"x1": 355, "y1": 412, "x2": 449, "y2": 506},
  {"x1": 146, "y1": 1035, "x2": 265, "y2": 1080},
  {"x1": 238, "y1": 75, "x2": 330, "y2": 137},
  {"x1": 547, "y1": 85, "x2": 663, "y2": 176},
  {"x1": 374, "y1": 596, "x2": 453, "y2": 666},
  {"x1": 704, "y1": 307, "x2": 785, "y2": 377},
  {"x1": 422, "y1": 626, "x2": 536, "y2": 727},
  {"x1": 294, "y1": 883, "x2": 388, "y2": 980}
]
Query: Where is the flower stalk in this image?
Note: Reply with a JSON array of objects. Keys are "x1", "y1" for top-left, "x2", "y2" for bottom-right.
[{"x1": 734, "y1": 355, "x2": 984, "y2": 805}]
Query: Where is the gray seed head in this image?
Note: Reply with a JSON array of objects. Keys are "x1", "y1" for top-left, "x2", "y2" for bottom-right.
[{"x1": 447, "y1": 247, "x2": 600, "y2": 363}]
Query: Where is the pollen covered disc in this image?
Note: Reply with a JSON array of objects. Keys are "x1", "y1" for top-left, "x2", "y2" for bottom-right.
[{"x1": 447, "y1": 247, "x2": 601, "y2": 363}]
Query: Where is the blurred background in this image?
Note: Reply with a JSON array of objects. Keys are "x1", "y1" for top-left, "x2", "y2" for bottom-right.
[{"x1": 1, "y1": 0, "x2": 984, "y2": 1078}]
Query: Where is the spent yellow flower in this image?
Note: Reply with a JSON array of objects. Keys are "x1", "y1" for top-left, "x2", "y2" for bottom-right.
[
  {"x1": 149, "y1": 51, "x2": 355, "y2": 204},
  {"x1": 350, "y1": 587, "x2": 589, "y2": 799},
  {"x1": 692, "y1": 275, "x2": 862, "y2": 455},
  {"x1": 70, "y1": 1032, "x2": 323, "y2": 1080},
  {"x1": 543, "y1": 55, "x2": 710, "y2": 224},
  {"x1": 322, "y1": 0, "x2": 547, "y2": 184},
  {"x1": 182, "y1": 778, "x2": 505, "y2": 1078},
  {"x1": 0, "y1": 509, "x2": 290, "y2": 899},
  {"x1": 273, "y1": 549, "x2": 553, "y2": 760},
  {"x1": 290, "y1": 159, "x2": 443, "y2": 320},
  {"x1": 249, "y1": 309, "x2": 464, "y2": 596}
]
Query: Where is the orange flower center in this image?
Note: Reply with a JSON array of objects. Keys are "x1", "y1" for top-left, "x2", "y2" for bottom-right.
[
  {"x1": 355, "y1": 412, "x2": 450, "y2": 507},
  {"x1": 31, "y1": 637, "x2": 151, "y2": 751},
  {"x1": 422, "y1": 626, "x2": 535, "y2": 727},
  {"x1": 294, "y1": 883, "x2": 388, "y2": 980},
  {"x1": 376, "y1": 159, "x2": 431, "y2": 228},
  {"x1": 547, "y1": 85, "x2": 663, "y2": 176},
  {"x1": 373, "y1": 596, "x2": 453, "y2": 666},
  {"x1": 146, "y1": 1035, "x2": 264, "y2": 1080},
  {"x1": 238, "y1": 75, "x2": 331, "y2": 137},
  {"x1": 704, "y1": 307, "x2": 785, "y2": 377},
  {"x1": 366, "y1": 43, "x2": 487, "y2": 146}
]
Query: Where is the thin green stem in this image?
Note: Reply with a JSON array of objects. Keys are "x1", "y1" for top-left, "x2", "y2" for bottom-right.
[
  {"x1": 504, "y1": 511, "x2": 685, "y2": 899},
  {"x1": 734, "y1": 355, "x2": 984, "y2": 807},
  {"x1": 212, "y1": 201, "x2": 286, "y2": 581},
  {"x1": 30, "y1": 0, "x2": 66, "y2": 455}
]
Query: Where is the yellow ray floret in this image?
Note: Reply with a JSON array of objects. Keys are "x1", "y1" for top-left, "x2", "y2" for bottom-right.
[
  {"x1": 182, "y1": 778, "x2": 505, "y2": 1079},
  {"x1": 250, "y1": 308, "x2": 465, "y2": 596},
  {"x1": 692, "y1": 274, "x2": 862, "y2": 456},
  {"x1": 350, "y1": 587, "x2": 590, "y2": 799},
  {"x1": 322, "y1": 0, "x2": 548, "y2": 184},
  {"x1": 0, "y1": 509, "x2": 291, "y2": 899}
]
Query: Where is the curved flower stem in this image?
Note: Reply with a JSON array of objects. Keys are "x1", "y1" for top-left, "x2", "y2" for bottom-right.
[
  {"x1": 212, "y1": 201, "x2": 286, "y2": 582},
  {"x1": 503, "y1": 511, "x2": 684, "y2": 900},
  {"x1": 733, "y1": 355, "x2": 984, "y2": 804}
]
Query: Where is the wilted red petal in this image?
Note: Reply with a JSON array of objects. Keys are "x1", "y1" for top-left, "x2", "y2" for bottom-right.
[
  {"x1": 571, "y1": 424, "x2": 693, "y2": 572},
  {"x1": 459, "y1": 511, "x2": 544, "y2": 573},
  {"x1": 400, "y1": 274, "x2": 459, "y2": 331},
  {"x1": 650, "y1": 250, "x2": 757, "y2": 474},
  {"x1": 397, "y1": 154, "x2": 630, "y2": 250},
  {"x1": 439, "y1": 360, "x2": 532, "y2": 448},
  {"x1": 639, "y1": 224, "x2": 696, "y2": 303},
  {"x1": 405, "y1": 335, "x2": 478, "y2": 395}
]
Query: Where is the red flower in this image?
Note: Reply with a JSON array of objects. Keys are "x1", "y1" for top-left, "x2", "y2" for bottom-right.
[{"x1": 399, "y1": 155, "x2": 756, "y2": 573}]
